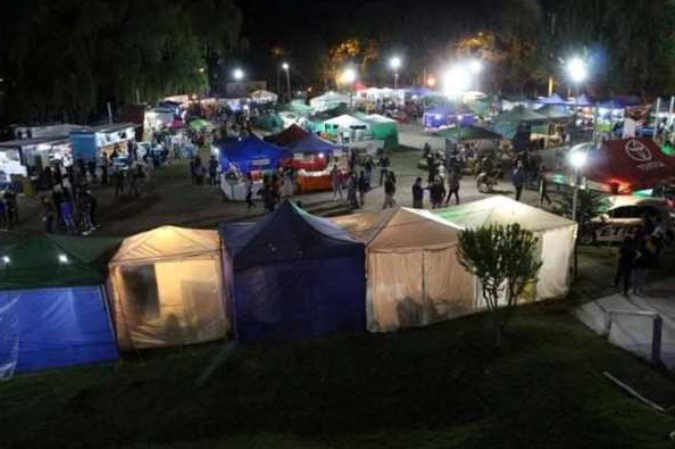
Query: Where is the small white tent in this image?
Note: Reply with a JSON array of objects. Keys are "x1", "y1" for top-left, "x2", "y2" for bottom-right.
[
  {"x1": 309, "y1": 91, "x2": 350, "y2": 111},
  {"x1": 107, "y1": 226, "x2": 228, "y2": 350},
  {"x1": 250, "y1": 90, "x2": 278, "y2": 104}
]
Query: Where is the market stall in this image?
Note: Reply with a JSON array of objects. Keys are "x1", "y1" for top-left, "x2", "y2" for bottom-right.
[
  {"x1": 0, "y1": 135, "x2": 72, "y2": 178},
  {"x1": 249, "y1": 90, "x2": 278, "y2": 104},
  {"x1": 70, "y1": 123, "x2": 137, "y2": 161},
  {"x1": 360, "y1": 114, "x2": 399, "y2": 149},
  {"x1": 323, "y1": 114, "x2": 371, "y2": 141},
  {"x1": 265, "y1": 124, "x2": 309, "y2": 146},
  {"x1": 433, "y1": 125, "x2": 502, "y2": 151},
  {"x1": 422, "y1": 103, "x2": 476, "y2": 130},
  {"x1": 309, "y1": 91, "x2": 350, "y2": 112},
  {"x1": 286, "y1": 134, "x2": 349, "y2": 193}
]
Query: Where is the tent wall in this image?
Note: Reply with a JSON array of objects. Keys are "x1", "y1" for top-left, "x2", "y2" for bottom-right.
[
  {"x1": 108, "y1": 255, "x2": 228, "y2": 350},
  {"x1": 536, "y1": 226, "x2": 576, "y2": 299},
  {"x1": 366, "y1": 247, "x2": 475, "y2": 332},
  {"x1": 231, "y1": 257, "x2": 366, "y2": 341},
  {"x1": 0, "y1": 286, "x2": 118, "y2": 376}
]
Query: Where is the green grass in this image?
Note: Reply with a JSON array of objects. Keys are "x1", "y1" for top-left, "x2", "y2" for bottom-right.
[{"x1": 2, "y1": 307, "x2": 675, "y2": 449}]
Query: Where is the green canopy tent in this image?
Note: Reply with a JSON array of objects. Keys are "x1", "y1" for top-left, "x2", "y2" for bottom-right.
[
  {"x1": 359, "y1": 114, "x2": 399, "y2": 149},
  {"x1": 467, "y1": 95, "x2": 499, "y2": 116},
  {"x1": 491, "y1": 105, "x2": 547, "y2": 139},
  {"x1": 307, "y1": 104, "x2": 356, "y2": 134},
  {"x1": 279, "y1": 100, "x2": 314, "y2": 116},
  {"x1": 253, "y1": 113, "x2": 284, "y2": 132},
  {"x1": 188, "y1": 119, "x2": 214, "y2": 132},
  {"x1": 433, "y1": 125, "x2": 502, "y2": 142},
  {"x1": 535, "y1": 104, "x2": 572, "y2": 121}
]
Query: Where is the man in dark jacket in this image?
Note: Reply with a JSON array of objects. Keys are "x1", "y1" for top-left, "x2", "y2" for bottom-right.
[
  {"x1": 412, "y1": 177, "x2": 424, "y2": 209},
  {"x1": 614, "y1": 236, "x2": 635, "y2": 296}
]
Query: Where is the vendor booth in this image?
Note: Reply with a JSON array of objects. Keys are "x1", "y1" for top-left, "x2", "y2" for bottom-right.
[
  {"x1": 70, "y1": 123, "x2": 137, "y2": 161},
  {"x1": 107, "y1": 226, "x2": 228, "y2": 350},
  {"x1": 0, "y1": 235, "x2": 121, "y2": 377},
  {"x1": 287, "y1": 134, "x2": 348, "y2": 192},
  {"x1": 491, "y1": 106, "x2": 547, "y2": 140},
  {"x1": 218, "y1": 135, "x2": 291, "y2": 200},
  {"x1": 220, "y1": 200, "x2": 366, "y2": 341},
  {"x1": 0, "y1": 135, "x2": 72, "y2": 177},
  {"x1": 423, "y1": 103, "x2": 476, "y2": 130},
  {"x1": 323, "y1": 114, "x2": 371, "y2": 141},
  {"x1": 361, "y1": 114, "x2": 399, "y2": 148},
  {"x1": 310, "y1": 91, "x2": 350, "y2": 112},
  {"x1": 433, "y1": 125, "x2": 502, "y2": 151},
  {"x1": 265, "y1": 124, "x2": 309, "y2": 146},
  {"x1": 250, "y1": 90, "x2": 278, "y2": 104}
]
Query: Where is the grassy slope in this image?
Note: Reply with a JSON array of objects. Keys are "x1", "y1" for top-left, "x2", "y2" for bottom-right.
[{"x1": 2, "y1": 307, "x2": 675, "y2": 449}]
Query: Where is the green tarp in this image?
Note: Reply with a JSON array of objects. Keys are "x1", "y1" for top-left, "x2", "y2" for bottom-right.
[
  {"x1": 0, "y1": 235, "x2": 121, "y2": 290},
  {"x1": 278, "y1": 100, "x2": 313, "y2": 116},
  {"x1": 434, "y1": 125, "x2": 502, "y2": 141},
  {"x1": 358, "y1": 114, "x2": 399, "y2": 148},
  {"x1": 189, "y1": 119, "x2": 213, "y2": 131},
  {"x1": 253, "y1": 114, "x2": 284, "y2": 132}
]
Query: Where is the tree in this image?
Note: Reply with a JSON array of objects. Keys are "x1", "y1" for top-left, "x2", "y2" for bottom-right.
[{"x1": 456, "y1": 224, "x2": 543, "y2": 347}]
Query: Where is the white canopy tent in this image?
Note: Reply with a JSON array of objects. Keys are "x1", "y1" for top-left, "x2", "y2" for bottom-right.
[
  {"x1": 107, "y1": 226, "x2": 228, "y2": 350},
  {"x1": 250, "y1": 90, "x2": 278, "y2": 104},
  {"x1": 309, "y1": 91, "x2": 350, "y2": 111}
]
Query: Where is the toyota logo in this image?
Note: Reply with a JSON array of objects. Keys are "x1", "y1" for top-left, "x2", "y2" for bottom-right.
[{"x1": 625, "y1": 139, "x2": 652, "y2": 162}]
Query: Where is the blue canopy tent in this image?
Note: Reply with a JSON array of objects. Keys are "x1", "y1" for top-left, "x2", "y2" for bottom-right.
[
  {"x1": 423, "y1": 103, "x2": 476, "y2": 129},
  {"x1": 569, "y1": 93, "x2": 593, "y2": 107},
  {"x1": 287, "y1": 133, "x2": 337, "y2": 156},
  {"x1": 218, "y1": 135, "x2": 291, "y2": 173},
  {"x1": 537, "y1": 93, "x2": 567, "y2": 105},
  {"x1": 0, "y1": 235, "x2": 120, "y2": 377},
  {"x1": 220, "y1": 200, "x2": 366, "y2": 341}
]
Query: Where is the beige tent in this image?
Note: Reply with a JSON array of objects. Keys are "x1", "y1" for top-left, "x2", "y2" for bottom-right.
[
  {"x1": 335, "y1": 208, "x2": 475, "y2": 332},
  {"x1": 107, "y1": 226, "x2": 228, "y2": 350},
  {"x1": 433, "y1": 196, "x2": 577, "y2": 305}
]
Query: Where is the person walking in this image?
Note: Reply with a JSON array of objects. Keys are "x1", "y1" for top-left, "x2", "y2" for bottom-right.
[
  {"x1": 429, "y1": 178, "x2": 446, "y2": 209},
  {"x1": 114, "y1": 168, "x2": 125, "y2": 198},
  {"x1": 512, "y1": 161, "x2": 525, "y2": 201},
  {"x1": 79, "y1": 189, "x2": 94, "y2": 235},
  {"x1": 445, "y1": 168, "x2": 461, "y2": 206},
  {"x1": 538, "y1": 164, "x2": 552, "y2": 207},
  {"x1": 4, "y1": 189, "x2": 18, "y2": 228},
  {"x1": 331, "y1": 165, "x2": 343, "y2": 201},
  {"x1": 614, "y1": 236, "x2": 635, "y2": 296},
  {"x1": 0, "y1": 192, "x2": 7, "y2": 231},
  {"x1": 364, "y1": 157, "x2": 374, "y2": 189},
  {"x1": 358, "y1": 171, "x2": 368, "y2": 207},
  {"x1": 632, "y1": 236, "x2": 656, "y2": 296},
  {"x1": 378, "y1": 154, "x2": 390, "y2": 186},
  {"x1": 59, "y1": 192, "x2": 77, "y2": 235},
  {"x1": 382, "y1": 172, "x2": 397, "y2": 209},
  {"x1": 280, "y1": 173, "x2": 294, "y2": 200},
  {"x1": 347, "y1": 174, "x2": 359, "y2": 209},
  {"x1": 245, "y1": 173, "x2": 256, "y2": 210},
  {"x1": 412, "y1": 177, "x2": 424, "y2": 209},
  {"x1": 41, "y1": 196, "x2": 55, "y2": 234},
  {"x1": 208, "y1": 155, "x2": 219, "y2": 187},
  {"x1": 426, "y1": 153, "x2": 437, "y2": 185}
]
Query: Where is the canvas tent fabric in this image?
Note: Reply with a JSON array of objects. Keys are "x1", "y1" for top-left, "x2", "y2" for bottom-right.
[
  {"x1": 265, "y1": 124, "x2": 309, "y2": 146},
  {"x1": 323, "y1": 114, "x2": 370, "y2": 131},
  {"x1": 583, "y1": 138, "x2": 675, "y2": 193},
  {"x1": 108, "y1": 226, "x2": 228, "y2": 350},
  {"x1": 336, "y1": 208, "x2": 475, "y2": 332},
  {"x1": 0, "y1": 235, "x2": 121, "y2": 376},
  {"x1": 220, "y1": 201, "x2": 366, "y2": 341},
  {"x1": 250, "y1": 90, "x2": 278, "y2": 103},
  {"x1": 219, "y1": 135, "x2": 291, "y2": 173},
  {"x1": 534, "y1": 104, "x2": 572, "y2": 120},
  {"x1": 252, "y1": 113, "x2": 284, "y2": 132},
  {"x1": 288, "y1": 133, "x2": 337, "y2": 155},
  {"x1": 362, "y1": 114, "x2": 399, "y2": 147},
  {"x1": 433, "y1": 196, "x2": 577, "y2": 302},
  {"x1": 309, "y1": 91, "x2": 350, "y2": 112},
  {"x1": 537, "y1": 93, "x2": 567, "y2": 105},
  {"x1": 423, "y1": 103, "x2": 476, "y2": 129},
  {"x1": 434, "y1": 125, "x2": 502, "y2": 142},
  {"x1": 570, "y1": 93, "x2": 593, "y2": 107},
  {"x1": 492, "y1": 105, "x2": 547, "y2": 139}
]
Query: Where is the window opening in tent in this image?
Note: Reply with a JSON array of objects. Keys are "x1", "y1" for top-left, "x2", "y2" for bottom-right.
[{"x1": 121, "y1": 265, "x2": 160, "y2": 319}]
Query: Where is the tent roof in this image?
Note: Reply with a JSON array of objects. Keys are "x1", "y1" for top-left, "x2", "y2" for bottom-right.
[
  {"x1": 278, "y1": 100, "x2": 313, "y2": 115},
  {"x1": 264, "y1": 124, "x2": 309, "y2": 146},
  {"x1": 330, "y1": 212, "x2": 384, "y2": 243},
  {"x1": 424, "y1": 102, "x2": 473, "y2": 117},
  {"x1": 310, "y1": 91, "x2": 349, "y2": 103},
  {"x1": 221, "y1": 201, "x2": 362, "y2": 270},
  {"x1": 250, "y1": 90, "x2": 277, "y2": 99},
  {"x1": 537, "y1": 93, "x2": 567, "y2": 105},
  {"x1": 110, "y1": 226, "x2": 220, "y2": 265},
  {"x1": 535, "y1": 104, "x2": 572, "y2": 120},
  {"x1": 433, "y1": 125, "x2": 502, "y2": 141},
  {"x1": 323, "y1": 114, "x2": 370, "y2": 128},
  {"x1": 433, "y1": 196, "x2": 575, "y2": 232},
  {"x1": 583, "y1": 138, "x2": 675, "y2": 191},
  {"x1": 571, "y1": 93, "x2": 593, "y2": 107},
  {"x1": 364, "y1": 114, "x2": 397, "y2": 124},
  {"x1": 494, "y1": 105, "x2": 547, "y2": 124},
  {"x1": 219, "y1": 135, "x2": 291, "y2": 163},
  {"x1": 0, "y1": 235, "x2": 121, "y2": 290},
  {"x1": 288, "y1": 133, "x2": 337, "y2": 153}
]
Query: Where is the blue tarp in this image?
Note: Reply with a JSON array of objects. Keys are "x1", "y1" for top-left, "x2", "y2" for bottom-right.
[
  {"x1": 537, "y1": 93, "x2": 567, "y2": 105},
  {"x1": 218, "y1": 135, "x2": 291, "y2": 173},
  {"x1": 287, "y1": 133, "x2": 337, "y2": 155},
  {"x1": 70, "y1": 133, "x2": 98, "y2": 160},
  {"x1": 220, "y1": 200, "x2": 366, "y2": 341},
  {"x1": 0, "y1": 286, "x2": 118, "y2": 376},
  {"x1": 423, "y1": 103, "x2": 476, "y2": 128}
]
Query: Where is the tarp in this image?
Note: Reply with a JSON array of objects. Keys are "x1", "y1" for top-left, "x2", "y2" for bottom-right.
[
  {"x1": 583, "y1": 138, "x2": 675, "y2": 192},
  {"x1": 309, "y1": 91, "x2": 350, "y2": 111},
  {"x1": 220, "y1": 200, "x2": 366, "y2": 341},
  {"x1": 0, "y1": 285, "x2": 119, "y2": 376},
  {"x1": 423, "y1": 103, "x2": 476, "y2": 128},
  {"x1": 265, "y1": 124, "x2": 309, "y2": 146},
  {"x1": 537, "y1": 93, "x2": 567, "y2": 105},
  {"x1": 0, "y1": 235, "x2": 121, "y2": 290},
  {"x1": 571, "y1": 93, "x2": 593, "y2": 107},
  {"x1": 108, "y1": 226, "x2": 228, "y2": 350},
  {"x1": 219, "y1": 135, "x2": 291, "y2": 173},
  {"x1": 252, "y1": 113, "x2": 284, "y2": 132},
  {"x1": 434, "y1": 125, "x2": 502, "y2": 141},
  {"x1": 323, "y1": 114, "x2": 370, "y2": 129},
  {"x1": 492, "y1": 105, "x2": 547, "y2": 139},
  {"x1": 250, "y1": 90, "x2": 278, "y2": 103},
  {"x1": 288, "y1": 133, "x2": 337, "y2": 154},
  {"x1": 362, "y1": 114, "x2": 399, "y2": 147},
  {"x1": 535, "y1": 104, "x2": 572, "y2": 120},
  {"x1": 278, "y1": 100, "x2": 313, "y2": 116},
  {"x1": 433, "y1": 196, "x2": 577, "y2": 303}
]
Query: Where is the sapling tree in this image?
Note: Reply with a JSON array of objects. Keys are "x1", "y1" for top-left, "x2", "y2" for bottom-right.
[{"x1": 456, "y1": 223, "x2": 542, "y2": 347}]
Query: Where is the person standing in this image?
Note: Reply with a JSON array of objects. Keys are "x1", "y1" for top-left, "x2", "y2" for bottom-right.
[
  {"x1": 426, "y1": 153, "x2": 437, "y2": 185},
  {"x1": 378, "y1": 154, "x2": 390, "y2": 186},
  {"x1": 245, "y1": 173, "x2": 256, "y2": 210},
  {"x1": 347, "y1": 174, "x2": 359, "y2": 209},
  {"x1": 331, "y1": 165, "x2": 343, "y2": 201},
  {"x1": 512, "y1": 161, "x2": 525, "y2": 201},
  {"x1": 358, "y1": 171, "x2": 368, "y2": 207},
  {"x1": 614, "y1": 236, "x2": 635, "y2": 296},
  {"x1": 412, "y1": 177, "x2": 424, "y2": 209},
  {"x1": 208, "y1": 155, "x2": 219, "y2": 186},
  {"x1": 445, "y1": 168, "x2": 461, "y2": 206},
  {"x1": 59, "y1": 192, "x2": 76, "y2": 235},
  {"x1": 538, "y1": 164, "x2": 552, "y2": 207},
  {"x1": 632, "y1": 236, "x2": 656, "y2": 296},
  {"x1": 382, "y1": 172, "x2": 397, "y2": 209},
  {"x1": 364, "y1": 157, "x2": 374, "y2": 189},
  {"x1": 114, "y1": 168, "x2": 125, "y2": 198},
  {"x1": 429, "y1": 178, "x2": 446, "y2": 209},
  {"x1": 0, "y1": 192, "x2": 7, "y2": 231},
  {"x1": 4, "y1": 189, "x2": 18, "y2": 228},
  {"x1": 41, "y1": 196, "x2": 55, "y2": 234}
]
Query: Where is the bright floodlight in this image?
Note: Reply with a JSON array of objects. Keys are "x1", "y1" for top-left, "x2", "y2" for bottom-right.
[
  {"x1": 58, "y1": 253, "x2": 69, "y2": 264},
  {"x1": 233, "y1": 68, "x2": 245, "y2": 81},
  {"x1": 282, "y1": 62, "x2": 289, "y2": 71},
  {"x1": 342, "y1": 68, "x2": 357, "y2": 84},
  {"x1": 569, "y1": 150, "x2": 588, "y2": 169},
  {"x1": 389, "y1": 56, "x2": 402, "y2": 70},
  {"x1": 442, "y1": 65, "x2": 471, "y2": 97},
  {"x1": 1, "y1": 255, "x2": 9, "y2": 264},
  {"x1": 469, "y1": 60, "x2": 482, "y2": 74},
  {"x1": 567, "y1": 58, "x2": 588, "y2": 84}
]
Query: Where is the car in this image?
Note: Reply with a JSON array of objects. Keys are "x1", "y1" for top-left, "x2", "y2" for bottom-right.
[{"x1": 579, "y1": 196, "x2": 675, "y2": 245}]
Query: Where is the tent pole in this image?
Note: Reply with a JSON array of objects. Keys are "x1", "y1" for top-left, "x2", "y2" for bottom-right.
[
  {"x1": 668, "y1": 96, "x2": 674, "y2": 129},
  {"x1": 653, "y1": 97, "x2": 661, "y2": 142}
]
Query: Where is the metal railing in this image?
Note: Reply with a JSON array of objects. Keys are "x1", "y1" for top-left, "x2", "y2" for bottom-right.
[{"x1": 603, "y1": 309, "x2": 663, "y2": 365}]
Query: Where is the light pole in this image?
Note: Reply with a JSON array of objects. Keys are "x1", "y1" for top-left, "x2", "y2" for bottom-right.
[
  {"x1": 468, "y1": 59, "x2": 482, "y2": 91},
  {"x1": 342, "y1": 67, "x2": 357, "y2": 108},
  {"x1": 569, "y1": 149, "x2": 587, "y2": 222},
  {"x1": 282, "y1": 62, "x2": 291, "y2": 102},
  {"x1": 389, "y1": 56, "x2": 402, "y2": 89}
]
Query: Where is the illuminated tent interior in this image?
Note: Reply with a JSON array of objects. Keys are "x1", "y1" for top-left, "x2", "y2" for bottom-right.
[
  {"x1": 0, "y1": 235, "x2": 121, "y2": 377},
  {"x1": 107, "y1": 226, "x2": 228, "y2": 350},
  {"x1": 220, "y1": 200, "x2": 366, "y2": 341}
]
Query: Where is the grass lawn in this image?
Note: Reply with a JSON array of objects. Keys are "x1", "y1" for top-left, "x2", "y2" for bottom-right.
[{"x1": 2, "y1": 305, "x2": 675, "y2": 449}]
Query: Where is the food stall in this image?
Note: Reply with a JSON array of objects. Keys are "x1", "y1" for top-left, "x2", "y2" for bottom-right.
[
  {"x1": 70, "y1": 123, "x2": 138, "y2": 161},
  {"x1": 309, "y1": 91, "x2": 350, "y2": 112},
  {"x1": 0, "y1": 135, "x2": 72, "y2": 177},
  {"x1": 285, "y1": 133, "x2": 348, "y2": 193},
  {"x1": 423, "y1": 103, "x2": 476, "y2": 130},
  {"x1": 218, "y1": 135, "x2": 291, "y2": 200}
]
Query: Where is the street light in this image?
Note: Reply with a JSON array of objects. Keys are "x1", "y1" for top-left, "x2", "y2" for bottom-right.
[
  {"x1": 569, "y1": 149, "x2": 588, "y2": 222},
  {"x1": 566, "y1": 57, "x2": 588, "y2": 139},
  {"x1": 282, "y1": 62, "x2": 291, "y2": 101},
  {"x1": 442, "y1": 65, "x2": 471, "y2": 99},
  {"x1": 341, "y1": 67, "x2": 357, "y2": 108},
  {"x1": 468, "y1": 60, "x2": 482, "y2": 90},
  {"x1": 233, "y1": 68, "x2": 245, "y2": 81},
  {"x1": 389, "y1": 56, "x2": 402, "y2": 89}
]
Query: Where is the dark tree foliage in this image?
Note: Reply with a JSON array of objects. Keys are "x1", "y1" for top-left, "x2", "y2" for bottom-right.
[{"x1": 0, "y1": 0, "x2": 242, "y2": 123}]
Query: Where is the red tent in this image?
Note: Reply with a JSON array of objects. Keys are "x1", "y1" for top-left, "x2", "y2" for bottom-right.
[
  {"x1": 354, "y1": 81, "x2": 367, "y2": 92},
  {"x1": 264, "y1": 124, "x2": 309, "y2": 146},
  {"x1": 584, "y1": 138, "x2": 675, "y2": 193}
]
